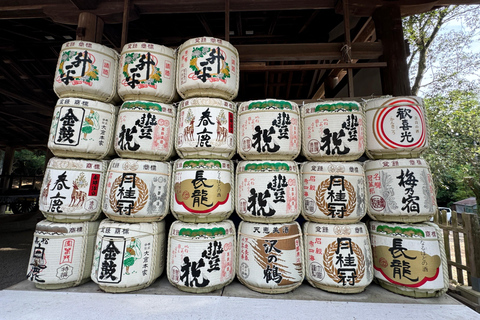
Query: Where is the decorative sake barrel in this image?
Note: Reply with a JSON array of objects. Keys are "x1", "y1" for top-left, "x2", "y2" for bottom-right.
[
  {"x1": 39, "y1": 157, "x2": 108, "y2": 222},
  {"x1": 237, "y1": 99, "x2": 301, "y2": 160},
  {"x1": 167, "y1": 220, "x2": 236, "y2": 293},
  {"x1": 365, "y1": 158, "x2": 437, "y2": 223},
  {"x1": 91, "y1": 219, "x2": 166, "y2": 293},
  {"x1": 301, "y1": 101, "x2": 365, "y2": 161},
  {"x1": 365, "y1": 96, "x2": 429, "y2": 159},
  {"x1": 176, "y1": 37, "x2": 239, "y2": 100},
  {"x1": 48, "y1": 97, "x2": 117, "y2": 159},
  {"x1": 175, "y1": 97, "x2": 236, "y2": 159},
  {"x1": 301, "y1": 162, "x2": 366, "y2": 224},
  {"x1": 118, "y1": 42, "x2": 176, "y2": 103},
  {"x1": 54, "y1": 41, "x2": 118, "y2": 103},
  {"x1": 369, "y1": 221, "x2": 448, "y2": 298},
  {"x1": 26, "y1": 220, "x2": 99, "y2": 289},
  {"x1": 103, "y1": 159, "x2": 171, "y2": 222},
  {"x1": 303, "y1": 222, "x2": 373, "y2": 293},
  {"x1": 114, "y1": 100, "x2": 176, "y2": 160},
  {"x1": 237, "y1": 221, "x2": 304, "y2": 294},
  {"x1": 236, "y1": 161, "x2": 301, "y2": 223},
  {"x1": 171, "y1": 159, "x2": 234, "y2": 223}
]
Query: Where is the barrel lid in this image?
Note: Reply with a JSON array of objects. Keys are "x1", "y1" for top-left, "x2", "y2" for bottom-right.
[
  {"x1": 237, "y1": 160, "x2": 298, "y2": 173},
  {"x1": 169, "y1": 220, "x2": 235, "y2": 238},
  {"x1": 178, "y1": 36, "x2": 238, "y2": 55},
  {"x1": 120, "y1": 42, "x2": 175, "y2": 56},
  {"x1": 120, "y1": 100, "x2": 175, "y2": 115},
  {"x1": 56, "y1": 97, "x2": 116, "y2": 114},
  {"x1": 178, "y1": 97, "x2": 235, "y2": 110},
  {"x1": 301, "y1": 161, "x2": 364, "y2": 174},
  {"x1": 174, "y1": 159, "x2": 232, "y2": 170},
  {"x1": 365, "y1": 96, "x2": 424, "y2": 111},
  {"x1": 369, "y1": 221, "x2": 439, "y2": 239},
  {"x1": 302, "y1": 101, "x2": 362, "y2": 114},
  {"x1": 364, "y1": 158, "x2": 429, "y2": 171},
  {"x1": 60, "y1": 40, "x2": 118, "y2": 59},
  {"x1": 238, "y1": 99, "x2": 298, "y2": 113},
  {"x1": 35, "y1": 219, "x2": 100, "y2": 236},
  {"x1": 47, "y1": 157, "x2": 108, "y2": 172},
  {"x1": 108, "y1": 158, "x2": 170, "y2": 173},
  {"x1": 304, "y1": 221, "x2": 368, "y2": 236}
]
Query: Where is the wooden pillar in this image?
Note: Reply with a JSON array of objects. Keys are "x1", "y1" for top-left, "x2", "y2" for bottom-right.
[
  {"x1": 463, "y1": 213, "x2": 480, "y2": 292},
  {"x1": 0, "y1": 146, "x2": 15, "y2": 213},
  {"x1": 373, "y1": 3, "x2": 411, "y2": 96},
  {"x1": 76, "y1": 12, "x2": 104, "y2": 42},
  {"x1": 342, "y1": 0, "x2": 354, "y2": 97}
]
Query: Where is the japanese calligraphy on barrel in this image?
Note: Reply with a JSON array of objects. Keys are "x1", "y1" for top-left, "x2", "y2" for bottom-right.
[
  {"x1": 118, "y1": 42, "x2": 176, "y2": 103},
  {"x1": 369, "y1": 221, "x2": 448, "y2": 298},
  {"x1": 48, "y1": 98, "x2": 117, "y2": 159},
  {"x1": 114, "y1": 100, "x2": 176, "y2": 160},
  {"x1": 103, "y1": 159, "x2": 171, "y2": 222},
  {"x1": 175, "y1": 97, "x2": 236, "y2": 159},
  {"x1": 91, "y1": 219, "x2": 165, "y2": 293},
  {"x1": 27, "y1": 220, "x2": 99, "y2": 289},
  {"x1": 176, "y1": 37, "x2": 239, "y2": 100},
  {"x1": 303, "y1": 222, "x2": 373, "y2": 293},
  {"x1": 301, "y1": 162, "x2": 366, "y2": 224},
  {"x1": 238, "y1": 99, "x2": 301, "y2": 160},
  {"x1": 365, "y1": 96, "x2": 429, "y2": 159},
  {"x1": 237, "y1": 221, "x2": 304, "y2": 294},
  {"x1": 40, "y1": 157, "x2": 107, "y2": 222},
  {"x1": 364, "y1": 158, "x2": 437, "y2": 223},
  {"x1": 301, "y1": 101, "x2": 365, "y2": 161},
  {"x1": 236, "y1": 161, "x2": 301, "y2": 223},
  {"x1": 167, "y1": 220, "x2": 236, "y2": 293},
  {"x1": 54, "y1": 41, "x2": 118, "y2": 103},
  {"x1": 171, "y1": 159, "x2": 234, "y2": 223}
]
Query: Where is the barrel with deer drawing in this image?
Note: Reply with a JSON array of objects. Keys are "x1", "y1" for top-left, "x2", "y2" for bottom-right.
[
  {"x1": 102, "y1": 158, "x2": 171, "y2": 223},
  {"x1": 176, "y1": 37, "x2": 239, "y2": 101},
  {"x1": 47, "y1": 97, "x2": 117, "y2": 160},
  {"x1": 39, "y1": 157, "x2": 108, "y2": 222},
  {"x1": 175, "y1": 97, "x2": 236, "y2": 159},
  {"x1": 114, "y1": 100, "x2": 176, "y2": 161},
  {"x1": 303, "y1": 221, "x2": 373, "y2": 293}
]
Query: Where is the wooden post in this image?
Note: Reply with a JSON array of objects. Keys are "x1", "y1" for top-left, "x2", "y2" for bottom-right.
[
  {"x1": 76, "y1": 12, "x2": 104, "y2": 42},
  {"x1": 0, "y1": 146, "x2": 15, "y2": 213},
  {"x1": 463, "y1": 213, "x2": 480, "y2": 291},
  {"x1": 372, "y1": 4, "x2": 412, "y2": 96},
  {"x1": 225, "y1": 0, "x2": 230, "y2": 42},
  {"x1": 121, "y1": 0, "x2": 131, "y2": 48},
  {"x1": 342, "y1": 0, "x2": 354, "y2": 97}
]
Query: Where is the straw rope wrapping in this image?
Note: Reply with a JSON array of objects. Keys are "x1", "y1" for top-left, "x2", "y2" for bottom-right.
[
  {"x1": 109, "y1": 175, "x2": 149, "y2": 215},
  {"x1": 316, "y1": 178, "x2": 356, "y2": 218},
  {"x1": 323, "y1": 240, "x2": 365, "y2": 284}
]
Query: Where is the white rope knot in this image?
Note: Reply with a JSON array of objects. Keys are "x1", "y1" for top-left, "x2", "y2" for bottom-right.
[{"x1": 341, "y1": 44, "x2": 352, "y2": 63}]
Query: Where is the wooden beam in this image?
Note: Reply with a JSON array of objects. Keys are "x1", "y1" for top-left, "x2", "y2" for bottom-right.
[
  {"x1": 121, "y1": 0, "x2": 131, "y2": 48},
  {"x1": 77, "y1": 12, "x2": 104, "y2": 42},
  {"x1": 0, "y1": 88, "x2": 52, "y2": 115},
  {"x1": 241, "y1": 62, "x2": 386, "y2": 71},
  {"x1": 225, "y1": 0, "x2": 230, "y2": 41},
  {"x1": 70, "y1": 0, "x2": 98, "y2": 10}
]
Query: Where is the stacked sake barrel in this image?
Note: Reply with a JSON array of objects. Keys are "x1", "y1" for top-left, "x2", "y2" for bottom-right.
[
  {"x1": 166, "y1": 37, "x2": 238, "y2": 293},
  {"x1": 29, "y1": 41, "x2": 120, "y2": 289},
  {"x1": 364, "y1": 96, "x2": 448, "y2": 298},
  {"x1": 300, "y1": 101, "x2": 374, "y2": 293},
  {"x1": 235, "y1": 99, "x2": 305, "y2": 294}
]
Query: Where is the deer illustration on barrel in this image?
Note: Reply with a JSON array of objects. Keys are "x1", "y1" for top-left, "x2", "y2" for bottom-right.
[{"x1": 70, "y1": 180, "x2": 87, "y2": 207}]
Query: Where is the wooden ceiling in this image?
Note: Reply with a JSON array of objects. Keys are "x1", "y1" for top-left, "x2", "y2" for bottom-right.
[{"x1": 1, "y1": 0, "x2": 479, "y2": 149}]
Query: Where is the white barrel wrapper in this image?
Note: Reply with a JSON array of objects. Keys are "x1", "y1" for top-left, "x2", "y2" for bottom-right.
[
  {"x1": 238, "y1": 99, "x2": 301, "y2": 160},
  {"x1": 167, "y1": 220, "x2": 236, "y2": 293},
  {"x1": 237, "y1": 221, "x2": 304, "y2": 294},
  {"x1": 40, "y1": 157, "x2": 108, "y2": 222},
  {"x1": 118, "y1": 42, "x2": 176, "y2": 103},
  {"x1": 236, "y1": 161, "x2": 301, "y2": 223},
  {"x1": 114, "y1": 100, "x2": 176, "y2": 160},
  {"x1": 91, "y1": 219, "x2": 165, "y2": 293},
  {"x1": 171, "y1": 159, "x2": 234, "y2": 223},
  {"x1": 301, "y1": 162, "x2": 366, "y2": 224},
  {"x1": 369, "y1": 221, "x2": 448, "y2": 298},
  {"x1": 365, "y1": 158, "x2": 437, "y2": 223},
  {"x1": 54, "y1": 41, "x2": 118, "y2": 103},
  {"x1": 176, "y1": 37, "x2": 239, "y2": 100},
  {"x1": 103, "y1": 159, "x2": 171, "y2": 222},
  {"x1": 303, "y1": 222, "x2": 373, "y2": 293},
  {"x1": 26, "y1": 220, "x2": 99, "y2": 289},
  {"x1": 48, "y1": 97, "x2": 117, "y2": 159}
]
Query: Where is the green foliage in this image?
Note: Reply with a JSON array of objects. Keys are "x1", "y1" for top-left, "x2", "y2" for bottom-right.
[{"x1": 12, "y1": 149, "x2": 45, "y2": 176}]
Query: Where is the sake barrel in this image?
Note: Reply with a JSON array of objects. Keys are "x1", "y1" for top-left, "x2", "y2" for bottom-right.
[
  {"x1": 91, "y1": 219, "x2": 165, "y2": 293},
  {"x1": 238, "y1": 99, "x2": 301, "y2": 160},
  {"x1": 103, "y1": 159, "x2": 171, "y2": 222},
  {"x1": 236, "y1": 161, "x2": 301, "y2": 223},
  {"x1": 176, "y1": 36, "x2": 239, "y2": 100},
  {"x1": 167, "y1": 220, "x2": 236, "y2": 293},
  {"x1": 301, "y1": 162, "x2": 366, "y2": 224},
  {"x1": 176, "y1": 97, "x2": 236, "y2": 159},
  {"x1": 48, "y1": 97, "x2": 117, "y2": 159},
  {"x1": 365, "y1": 96, "x2": 429, "y2": 159},
  {"x1": 54, "y1": 41, "x2": 118, "y2": 103},
  {"x1": 301, "y1": 101, "x2": 365, "y2": 161},
  {"x1": 237, "y1": 221, "x2": 304, "y2": 294},
  {"x1": 114, "y1": 100, "x2": 176, "y2": 160},
  {"x1": 39, "y1": 157, "x2": 108, "y2": 222},
  {"x1": 303, "y1": 222, "x2": 373, "y2": 293},
  {"x1": 26, "y1": 219, "x2": 99, "y2": 289},
  {"x1": 118, "y1": 42, "x2": 176, "y2": 103},
  {"x1": 369, "y1": 221, "x2": 448, "y2": 298},
  {"x1": 365, "y1": 158, "x2": 437, "y2": 223},
  {"x1": 171, "y1": 159, "x2": 234, "y2": 223}
]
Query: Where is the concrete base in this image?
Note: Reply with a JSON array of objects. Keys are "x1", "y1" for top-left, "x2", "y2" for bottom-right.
[{"x1": 2, "y1": 277, "x2": 480, "y2": 320}]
